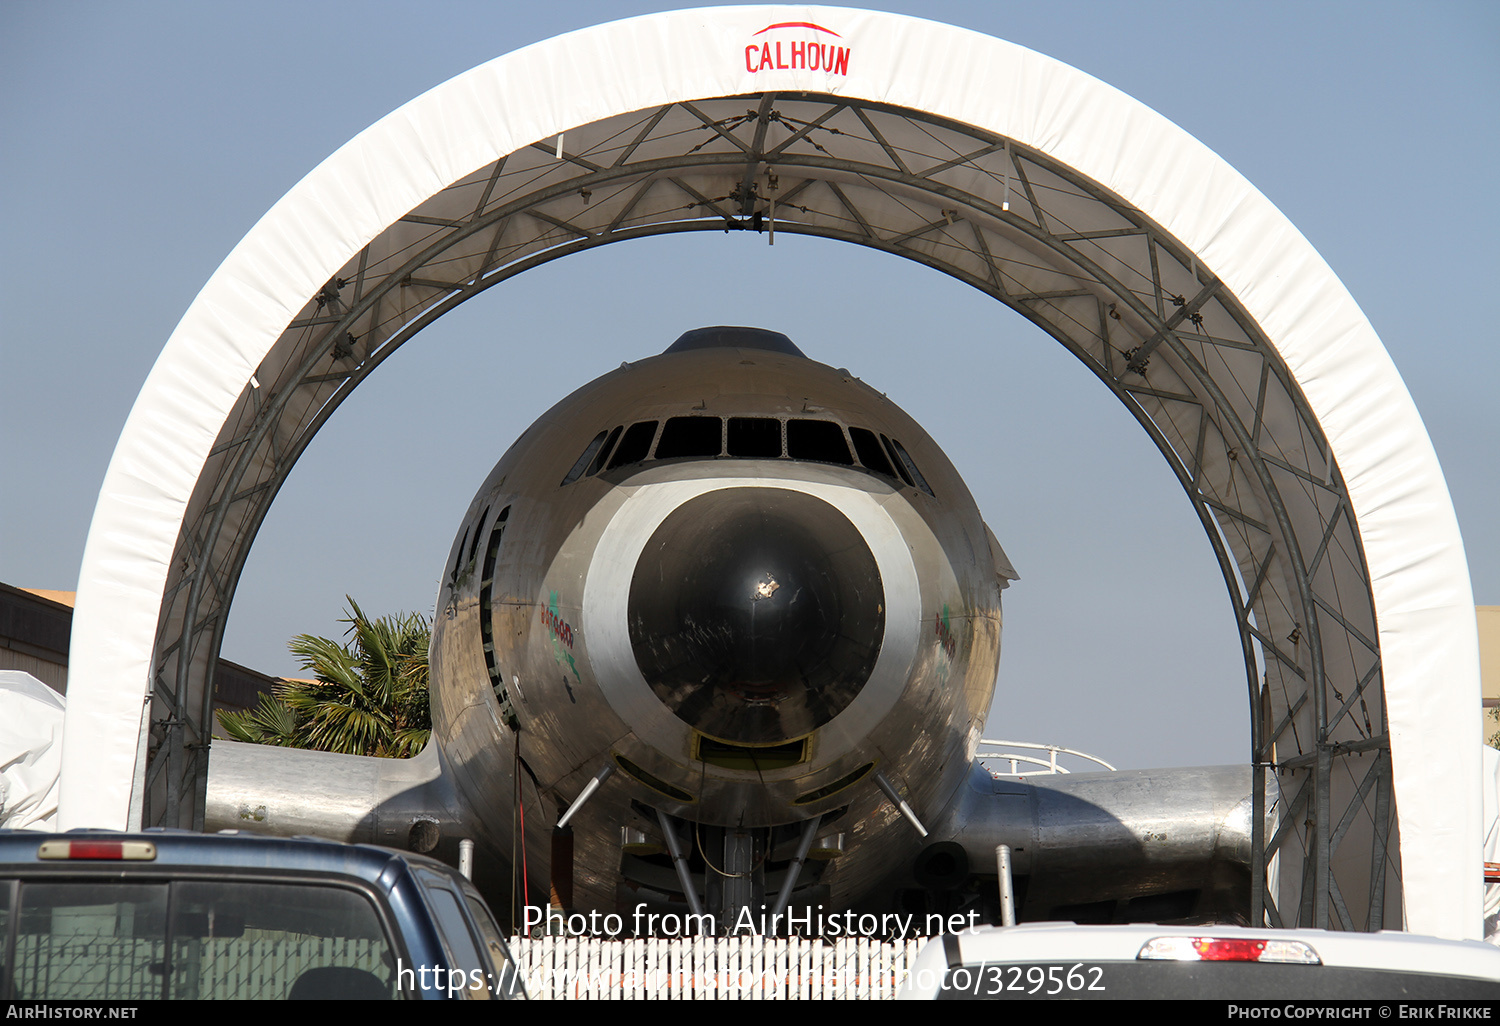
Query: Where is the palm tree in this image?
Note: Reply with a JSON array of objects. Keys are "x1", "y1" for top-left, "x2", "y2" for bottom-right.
[{"x1": 216, "y1": 598, "x2": 431, "y2": 758}]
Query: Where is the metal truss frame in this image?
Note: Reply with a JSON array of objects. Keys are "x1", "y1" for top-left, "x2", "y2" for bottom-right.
[{"x1": 144, "y1": 93, "x2": 1396, "y2": 929}]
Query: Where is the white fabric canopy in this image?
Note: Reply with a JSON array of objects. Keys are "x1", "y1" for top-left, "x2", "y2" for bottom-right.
[
  {"x1": 63, "y1": 6, "x2": 1480, "y2": 937},
  {"x1": 0, "y1": 671, "x2": 66, "y2": 830}
]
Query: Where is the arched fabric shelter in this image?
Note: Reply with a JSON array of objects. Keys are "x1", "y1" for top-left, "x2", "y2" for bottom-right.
[{"x1": 62, "y1": 6, "x2": 1480, "y2": 938}]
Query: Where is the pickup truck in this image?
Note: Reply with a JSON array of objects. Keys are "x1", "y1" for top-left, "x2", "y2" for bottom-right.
[
  {"x1": 897, "y1": 921, "x2": 1500, "y2": 999},
  {"x1": 0, "y1": 829, "x2": 524, "y2": 999}
]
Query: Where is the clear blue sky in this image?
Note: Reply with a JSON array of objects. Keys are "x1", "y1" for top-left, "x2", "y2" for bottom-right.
[{"x1": 2, "y1": 1, "x2": 1496, "y2": 769}]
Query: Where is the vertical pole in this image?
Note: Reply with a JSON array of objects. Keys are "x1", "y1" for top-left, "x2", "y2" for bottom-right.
[
  {"x1": 1315, "y1": 745, "x2": 1331, "y2": 927},
  {"x1": 1369, "y1": 753, "x2": 1391, "y2": 930},
  {"x1": 164, "y1": 716, "x2": 181, "y2": 827},
  {"x1": 995, "y1": 844, "x2": 1016, "y2": 926},
  {"x1": 1252, "y1": 760, "x2": 1267, "y2": 926}
]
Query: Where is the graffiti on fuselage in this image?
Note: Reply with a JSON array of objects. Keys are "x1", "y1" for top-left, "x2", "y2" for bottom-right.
[
  {"x1": 935, "y1": 603, "x2": 959, "y2": 687},
  {"x1": 541, "y1": 591, "x2": 580, "y2": 681}
]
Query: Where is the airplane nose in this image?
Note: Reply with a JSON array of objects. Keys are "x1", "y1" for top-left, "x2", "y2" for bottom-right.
[{"x1": 628, "y1": 488, "x2": 884, "y2": 744}]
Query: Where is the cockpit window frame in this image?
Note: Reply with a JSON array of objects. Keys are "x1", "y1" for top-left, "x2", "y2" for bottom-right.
[
  {"x1": 654, "y1": 416, "x2": 725, "y2": 460},
  {"x1": 561, "y1": 430, "x2": 610, "y2": 486},
  {"x1": 849, "y1": 427, "x2": 897, "y2": 478},
  {"x1": 606, "y1": 420, "x2": 660, "y2": 470},
  {"x1": 886, "y1": 436, "x2": 936, "y2": 497},
  {"x1": 560, "y1": 412, "x2": 935, "y2": 496},
  {"x1": 725, "y1": 417, "x2": 782, "y2": 459},
  {"x1": 587, "y1": 425, "x2": 624, "y2": 477},
  {"x1": 786, "y1": 418, "x2": 855, "y2": 467}
]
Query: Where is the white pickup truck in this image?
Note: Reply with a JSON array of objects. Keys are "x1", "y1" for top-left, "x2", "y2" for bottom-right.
[{"x1": 898, "y1": 921, "x2": 1500, "y2": 1000}]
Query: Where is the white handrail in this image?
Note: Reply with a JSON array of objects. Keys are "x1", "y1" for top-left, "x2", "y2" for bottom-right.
[{"x1": 977, "y1": 738, "x2": 1117, "y2": 775}]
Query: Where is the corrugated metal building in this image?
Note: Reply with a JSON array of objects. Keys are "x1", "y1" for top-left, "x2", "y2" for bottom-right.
[{"x1": 0, "y1": 583, "x2": 274, "y2": 713}]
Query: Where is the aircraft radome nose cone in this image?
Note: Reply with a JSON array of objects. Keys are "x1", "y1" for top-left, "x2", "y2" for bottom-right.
[{"x1": 628, "y1": 487, "x2": 884, "y2": 744}]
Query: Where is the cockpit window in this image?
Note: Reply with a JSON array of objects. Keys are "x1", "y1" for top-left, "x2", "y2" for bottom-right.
[
  {"x1": 562, "y1": 414, "x2": 934, "y2": 497},
  {"x1": 786, "y1": 419, "x2": 853, "y2": 465},
  {"x1": 887, "y1": 437, "x2": 935, "y2": 496},
  {"x1": 849, "y1": 428, "x2": 895, "y2": 477},
  {"x1": 587, "y1": 425, "x2": 623, "y2": 477},
  {"x1": 608, "y1": 421, "x2": 659, "y2": 470},
  {"x1": 880, "y1": 434, "x2": 914, "y2": 488},
  {"x1": 726, "y1": 417, "x2": 781, "y2": 458},
  {"x1": 655, "y1": 417, "x2": 722, "y2": 459},
  {"x1": 561, "y1": 431, "x2": 609, "y2": 486}
]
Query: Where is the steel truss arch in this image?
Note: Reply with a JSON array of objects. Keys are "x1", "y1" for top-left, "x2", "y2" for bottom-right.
[
  {"x1": 64, "y1": 8, "x2": 1479, "y2": 940},
  {"x1": 137, "y1": 98, "x2": 1398, "y2": 930}
]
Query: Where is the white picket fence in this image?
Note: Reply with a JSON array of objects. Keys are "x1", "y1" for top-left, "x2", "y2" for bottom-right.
[{"x1": 510, "y1": 935, "x2": 924, "y2": 999}]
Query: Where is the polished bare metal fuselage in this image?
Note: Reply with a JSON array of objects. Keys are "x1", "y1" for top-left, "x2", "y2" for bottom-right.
[
  {"x1": 206, "y1": 332, "x2": 1258, "y2": 928},
  {"x1": 427, "y1": 345, "x2": 1006, "y2": 913}
]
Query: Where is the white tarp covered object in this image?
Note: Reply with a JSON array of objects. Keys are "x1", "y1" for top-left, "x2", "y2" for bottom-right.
[
  {"x1": 63, "y1": 7, "x2": 1480, "y2": 937},
  {"x1": 0, "y1": 671, "x2": 66, "y2": 830}
]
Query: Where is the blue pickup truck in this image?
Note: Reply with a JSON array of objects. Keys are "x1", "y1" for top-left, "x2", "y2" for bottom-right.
[{"x1": 0, "y1": 829, "x2": 524, "y2": 1000}]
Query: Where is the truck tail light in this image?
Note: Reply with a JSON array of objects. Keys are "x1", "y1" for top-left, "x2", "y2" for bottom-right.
[
  {"x1": 37, "y1": 840, "x2": 157, "y2": 861},
  {"x1": 1137, "y1": 936, "x2": 1321, "y2": 964}
]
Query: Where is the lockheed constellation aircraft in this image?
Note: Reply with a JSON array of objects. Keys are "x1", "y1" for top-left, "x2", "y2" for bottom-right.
[{"x1": 208, "y1": 326, "x2": 1257, "y2": 933}]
